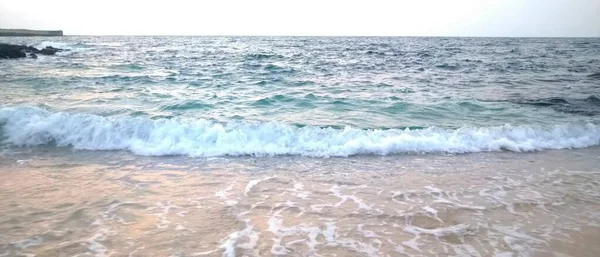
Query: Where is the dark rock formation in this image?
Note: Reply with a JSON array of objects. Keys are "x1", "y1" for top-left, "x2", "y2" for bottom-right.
[
  {"x1": 0, "y1": 43, "x2": 64, "y2": 59},
  {"x1": 40, "y1": 46, "x2": 60, "y2": 55},
  {"x1": 0, "y1": 44, "x2": 26, "y2": 58},
  {"x1": 26, "y1": 46, "x2": 41, "y2": 53}
]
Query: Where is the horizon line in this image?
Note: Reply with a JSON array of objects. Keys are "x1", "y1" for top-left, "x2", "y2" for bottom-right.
[{"x1": 59, "y1": 34, "x2": 600, "y2": 38}]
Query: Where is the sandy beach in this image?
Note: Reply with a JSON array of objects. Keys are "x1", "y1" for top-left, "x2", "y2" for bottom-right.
[{"x1": 1, "y1": 148, "x2": 599, "y2": 257}]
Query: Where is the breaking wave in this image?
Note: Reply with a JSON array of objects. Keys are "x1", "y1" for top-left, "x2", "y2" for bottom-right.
[
  {"x1": 1, "y1": 107, "x2": 599, "y2": 157},
  {"x1": 30, "y1": 41, "x2": 92, "y2": 56}
]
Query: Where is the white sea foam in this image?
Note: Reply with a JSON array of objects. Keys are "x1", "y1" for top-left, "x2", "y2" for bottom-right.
[
  {"x1": 85, "y1": 228, "x2": 110, "y2": 257},
  {"x1": 32, "y1": 41, "x2": 77, "y2": 50},
  {"x1": 405, "y1": 223, "x2": 473, "y2": 237},
  {"x1": 1, "y1": 107, "x2": 599, "y2": 157},
  {"x1": 244, "y1": 176, "x2": 276, "y2": 196}
]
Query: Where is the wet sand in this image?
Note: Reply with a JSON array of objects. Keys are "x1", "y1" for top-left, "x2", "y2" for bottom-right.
[{"x1": 1, "y1": 148, "x2": 600, "y2": 257}]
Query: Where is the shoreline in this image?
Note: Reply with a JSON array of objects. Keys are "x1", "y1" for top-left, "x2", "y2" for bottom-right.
[{"x1": 1, "y1": 148, "x2": 599, "y2": 256}]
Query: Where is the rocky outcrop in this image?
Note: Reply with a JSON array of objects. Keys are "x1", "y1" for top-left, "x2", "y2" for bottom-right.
[
  {"x1": 0, "y1": 43, "x2": 64, "y2": 59},
  {"x1": 0, "y1": 44, "x2": 26, "y2": 58}
]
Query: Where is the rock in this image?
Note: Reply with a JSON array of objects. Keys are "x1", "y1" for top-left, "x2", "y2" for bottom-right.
[
  {"x1": 0, "y1": 43, "x2": 63, "y2": 59},
  {"x1": 40, "y1": 46, "x2": 61, "y2": 55},
  {"x1": 30, "y1": 53, "x2": 38, "y2": 59},
  {"x1": 0, "y1": 43, "x2": 27, "y2": 59},
  {"x1": 27, "y1": 46, "x2": 41, "y2": 54}
]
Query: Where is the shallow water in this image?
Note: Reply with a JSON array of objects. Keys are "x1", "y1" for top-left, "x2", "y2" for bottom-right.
[{"x1": 1, "y1": 148, "x2": 600, "y2": 257}]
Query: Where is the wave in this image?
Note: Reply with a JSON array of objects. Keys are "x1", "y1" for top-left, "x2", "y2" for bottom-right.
[
  {"x1": 30, "y1": 41, "x2": 92, "y2": 56},
  {"x1": 161, "y1": 100, "x2": 214, "y2": 111},
  {"x1": 504, "y1": 96, "x2": 600, "y2": 116},
  {"x1": 34, "y1": 41, "x2": 125, "y2": 49},
  {"x1": 1, "y1": 107, "x2": 599, "y2": 157},
  {"x1": 32, "y1": 41, "x2": 79, "y2": 50},
  {"x1": 587, "y1": 72, "x2": 600, "y2": 79},
  {"x1": 244, "y1": 53, "x2": 285, "y2": 60}
]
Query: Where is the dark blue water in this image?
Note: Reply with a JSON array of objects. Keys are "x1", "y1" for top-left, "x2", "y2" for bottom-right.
[{"x1": 1, "y1": 37, "x2": 599, "y2": 156}]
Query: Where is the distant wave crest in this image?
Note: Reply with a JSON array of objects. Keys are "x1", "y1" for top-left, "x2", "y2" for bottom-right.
[
  {"x1": 30, "y1": 41, "x2": 93, "y2": 56},
  {"x1": 1, "y1": 107, "x2": 599, "y2": 157},
  {"x1": 505, "y1": 95, "x2": 600, "y2": 116}
]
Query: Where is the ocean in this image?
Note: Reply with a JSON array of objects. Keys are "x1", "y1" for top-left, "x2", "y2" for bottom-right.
[{"x1": 1, "y1": 36, "x2": 599, "y2": 256}]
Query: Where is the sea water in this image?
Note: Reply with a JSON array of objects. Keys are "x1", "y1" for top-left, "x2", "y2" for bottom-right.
[{"x1": 1, "y1": 36, "x2": 599, "y2": 256}]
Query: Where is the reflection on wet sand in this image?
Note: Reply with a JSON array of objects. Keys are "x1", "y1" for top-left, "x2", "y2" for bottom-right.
[{"x1": 1, "y1": 149, "x2": 600, "y2": 257}]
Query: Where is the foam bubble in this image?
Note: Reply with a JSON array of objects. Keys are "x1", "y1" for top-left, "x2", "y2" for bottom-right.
[
  {"x1": 245, "y1": 176, "x2": 276, "y2": 196},
  {"x1": 1, "y1": 107, "x2": 599, "y2": 157}
]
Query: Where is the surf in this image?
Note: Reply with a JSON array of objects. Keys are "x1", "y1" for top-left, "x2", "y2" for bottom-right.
[{"x1": 1, "y1": 106, "x2": 599, "y2": 157}]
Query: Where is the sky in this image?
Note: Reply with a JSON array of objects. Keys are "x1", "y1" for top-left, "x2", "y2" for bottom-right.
[{"x1": 1, "y1": 0, "x2": 599, "y2": 37}]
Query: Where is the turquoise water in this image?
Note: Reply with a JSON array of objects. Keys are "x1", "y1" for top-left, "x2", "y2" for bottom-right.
[{"x1": 1, "y1": 37, "x2": 599, "y2": 156}]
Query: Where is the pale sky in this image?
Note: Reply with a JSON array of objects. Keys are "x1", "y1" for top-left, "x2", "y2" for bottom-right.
[{"x1": 1, "y1": 0, "x2": 599, "y2": 37}]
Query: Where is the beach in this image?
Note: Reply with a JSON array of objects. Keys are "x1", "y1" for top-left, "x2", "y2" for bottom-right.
[{"x1": 1, "y1": 147, "x2": 600, "y2": 256}]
